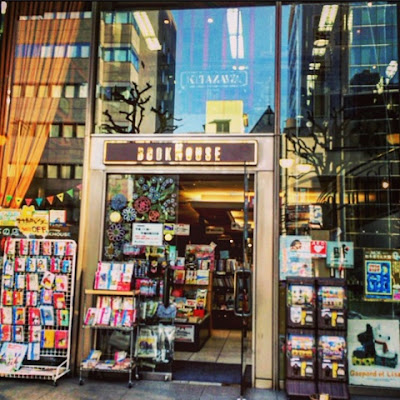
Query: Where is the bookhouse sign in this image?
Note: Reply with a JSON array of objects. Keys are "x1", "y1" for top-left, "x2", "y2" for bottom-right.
[{"x1": 104, "y1": 140, "x2": 257, "y2": 165}]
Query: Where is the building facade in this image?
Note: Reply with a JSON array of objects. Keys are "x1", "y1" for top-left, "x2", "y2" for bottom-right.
[{"x1": 0, "y1": 1, "x2": 399, "y2": 396}]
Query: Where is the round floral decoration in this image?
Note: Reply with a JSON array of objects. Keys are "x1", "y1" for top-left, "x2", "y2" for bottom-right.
[
  {"x1": 110, "y1": 194, "x2": 127, "y2": 211},
  {"x1": 122, "y1": 207, "x2": 137, "y2": 222},
  {"x1": 107, "y1": 223, "x2": 126, "y2": 242},
  {"x1": 149, "y1": 210, "x2": 160, "y2": 222},
  {"x1": 134, "y1": 196, "x2": 151, "y2": 214},
  {"x1": 109, "y1": 211, "x2": 122, "y2": 223}
]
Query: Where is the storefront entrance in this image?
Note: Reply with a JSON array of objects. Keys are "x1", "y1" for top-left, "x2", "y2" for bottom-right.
[{"x1": 78, "y1": 134, "x2": 276, "y2": 389}]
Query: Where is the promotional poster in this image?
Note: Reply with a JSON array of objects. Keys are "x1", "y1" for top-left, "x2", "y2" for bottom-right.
[
  {"x1": 348, "y1": 319, "x2": 400, "y2": 388},
  {"x1": 280, "y1": 235, "x2": 312, "y2": 280}
]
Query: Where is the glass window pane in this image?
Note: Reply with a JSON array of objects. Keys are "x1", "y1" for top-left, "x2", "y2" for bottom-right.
[
  {"x1": 47, "y1": 165, "x2": 58, "y2": 179},
  {"x1": 49, "y1": 124, "x2": 60, "y2": 137},
  {"x1": 65, "y1": 85, "x2": 75, "y2": 98},
  {"x1": 76, "y1": 125, "x2": 85, "y2": 138},
  {"x1": 25, "y1": 85, "x2": 35, "y2": 97},
  {"x1": 60, "y1": 165, "x2": 71, "y2": 179},
  {"x1": 74, "y1": 165, "x2": 83, "y2": 179},
  {"x1": 95, "y1": 6, "x2": 275, "y2": 134},
  {"x1": 51, "y1": 85, "x2": 62, "y2": 98},
  {"x1": 63, "y1": 125, "x2": 74, "y2": 137}
]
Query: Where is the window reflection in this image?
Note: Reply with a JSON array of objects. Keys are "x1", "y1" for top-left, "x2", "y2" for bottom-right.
[{"x1": 95, "y1": 6, "x2": 275, "y2": 134}]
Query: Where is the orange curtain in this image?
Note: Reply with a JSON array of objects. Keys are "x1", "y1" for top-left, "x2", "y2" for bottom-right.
[{"x1": 0, "y1": 1, "x2": 85, "y2": 208}]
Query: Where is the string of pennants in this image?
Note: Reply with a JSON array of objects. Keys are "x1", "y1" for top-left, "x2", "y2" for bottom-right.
[{"x1": 2, "y1": 184, "x2": 82, "y2": 207}]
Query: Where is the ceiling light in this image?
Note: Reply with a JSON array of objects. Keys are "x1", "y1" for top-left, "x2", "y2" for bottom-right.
[
  {"x1": 312, "y1": 47, "x2": 326, "y2": 57},
  {"x1": 382, "y1": 179, "x2": 390, "y2": 189},
  {"x1": 134, "y1": 11, "x2": 161, "y2": 51},
  {"x1": 318, "y1": 5, "x2": 338, "y2": 32},
  {"x1": 207, "y1": 17, "x2": 214, "y2": 24}
]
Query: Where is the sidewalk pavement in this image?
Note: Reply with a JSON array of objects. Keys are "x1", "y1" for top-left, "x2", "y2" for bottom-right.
[{"x1": 0, "y1": 377, "x2": 398, "y2": 400}]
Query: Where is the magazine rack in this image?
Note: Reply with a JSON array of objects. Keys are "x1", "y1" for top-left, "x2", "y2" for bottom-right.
[
  {"x1": 79, "y1": 289, "x2": 138, "y2": 388},
  {"x1": 0, "y1": 239, "x2": 77, "y2": 385}
]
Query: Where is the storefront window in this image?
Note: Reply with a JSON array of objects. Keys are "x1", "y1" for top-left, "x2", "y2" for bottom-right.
[
  {"x1": 280, "y1": 1, "x2": 399, "y2": 388},
  {"x1": 0, "y1": 2, "x2": 91, "y2": 245},
  {"x1": 95, "y1": 4, "x2": 275, "y2": 134}
]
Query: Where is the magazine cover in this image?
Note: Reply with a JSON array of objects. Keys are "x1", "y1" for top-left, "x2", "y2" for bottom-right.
[
  {"x1": 84, "y1": 308, "x2": 98, "y2": 326},
  {"x1": 0, "y1": 342, "x2": 28, "y2": 372}
]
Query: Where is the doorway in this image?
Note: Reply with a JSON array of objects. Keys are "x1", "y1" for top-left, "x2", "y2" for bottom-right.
[{"x1": 171, "y1": 173, "x2": 254, "y2": 385}]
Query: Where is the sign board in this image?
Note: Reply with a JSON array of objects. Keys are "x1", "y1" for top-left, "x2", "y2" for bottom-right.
[
  {"x1": 326, "y1": 241, "x2": 354, "y2": 268},
  {"x1": 311, "y1": 240, "x2": 327, "y2": 258},
  {"x1": 180, "y1": 70, "x2": 248, "y2": 89},
  {"x1": 175, "y1": 223, "x2": 190, "y2": 236},
  {"x1": 16, "y1": 206, "x2": 49, "y2": 237},
  {"x1": 348, "y1": 319, "x2": 400, "y2": 388},
  {"x1": 205, "y1": 226, "x2": 224, "y2": 235},
  {"x1": 175, "y1": 324, "x2": 195, "y2": 343},
  {"x1": 364, "y1": 249, "x2": 400, "y2": 301},
  {"x1": 104, "y1": 140, "x2": 257, "y2": 165},
  {"x1": 132, "y1": 223, "x2": 163, "y2": 246},
  {"x1": 0, "y1": 209, "x2": 20, "y2": 226}
]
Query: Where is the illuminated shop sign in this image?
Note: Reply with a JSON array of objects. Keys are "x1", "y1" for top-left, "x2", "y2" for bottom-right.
[
  {"x1": 180, "y1": 70, "x2": 248, "y2": 89},
  {"x1": 104, "y1": 140, "x2": 257, "y2": 165}
]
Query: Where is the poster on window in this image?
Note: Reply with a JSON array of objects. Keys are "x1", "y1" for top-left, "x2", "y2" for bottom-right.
[
  {"x1": 326, "y1": 241, "x2": 354, "y2": 268},
  {"x1": 279, "y1": 235, "x2": 312, "y2": 280},
  {"x1": 348, "y1": 319, "x2": 400, "y2": 388},
  {"x1": 132, "y1": 223, "x2": 163, "y2": 246},
  {"x1": 364, "y1": 249, "x2": 400, "y2": 301}
]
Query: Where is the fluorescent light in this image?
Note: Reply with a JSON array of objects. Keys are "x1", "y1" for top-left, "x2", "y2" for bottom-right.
[
  {"x1": 318, "y1": 5, "x2": 338, "y2": 32},
  {"x1": 227, "y1": 8, "x2": 244, "y2": 59},
  {"x1": 134, "y1": 11, "x2": 161, "y2": 51}
]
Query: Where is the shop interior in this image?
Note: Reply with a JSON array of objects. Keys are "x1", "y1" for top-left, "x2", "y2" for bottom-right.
[{"x1": 102, "y1": 172, "x2": 254, "y2": 383}]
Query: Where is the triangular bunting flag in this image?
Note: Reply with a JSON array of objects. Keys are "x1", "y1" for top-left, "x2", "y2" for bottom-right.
[
  {"x1": 5, "y1": 195, "x2": 13, "y2": 203},
  {"x1": 15, "y1": 197, "x2": 23, "y2": 205},
  {"x1": 66, "y1": 189, "x2": 74, "y2": 198},
  {"x1": 36, "y1": 198, "x2": 43, "y2": 207},
  {"x1": 47, "y1": 196, "x2": 54, "y2": 205},
  {"x1": 56, "y1": 193, "x2": 64, "y2": 202},
  {"x1": 76, "y1": 184, "x2": 82, "y2": 190},
  {"x1": 25, "y1": 198, "x2": 33, "y2": 206}
]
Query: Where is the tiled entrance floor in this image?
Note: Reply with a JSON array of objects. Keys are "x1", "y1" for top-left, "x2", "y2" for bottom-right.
[{"x1": 175, "y1": 329, "x2": 252, "y2": 364}]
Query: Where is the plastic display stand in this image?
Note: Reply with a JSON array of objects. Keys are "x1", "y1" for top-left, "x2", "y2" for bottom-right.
[{"x1": 0, "y1": 239, "x2": 77, "y2": 386}]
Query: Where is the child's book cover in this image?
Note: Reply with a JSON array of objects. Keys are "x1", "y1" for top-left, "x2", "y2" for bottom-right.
[
  {"x1": 1, "y1": 307, "x2": 12, "y2": 325},
  {"x1": 55, "y1": 275, "x2": 68, "y2": 292},
  {"x1": 41, "y1": 271, "x2": 56, "y2": 289},
  {"x1": 26, "y1": 273, "x2": 39, "y2": 291},
  {"x1": 56, "y1": 310, "x2": 69, "y2": 327},
  {"x1": 13, "y1": 325, "x2": 24, "y2": 342},
  {"x1": 13, "y1": 307, "x2": 25, "y2": 325},
  {"x1": 50, "y1": 257, "x2": 61, "y2": 273},
  {"x1": 29, "y1": 240, "x2": 40, "y2": 256},
  {"x1": 29, "y1": 308, "x2": 41, "y2": 326},
  {"x1": 40, "y1": 306, "x2": 55, "y2": 326},
  {"x1": 0, "y1": 342, "x2": 28, "y2": 372},
  {"x1": 111, "y1": 310, "x2": 123, "y2": 327},
  {"x1": 41, "y1": 329, "x2": 55, "y2": 348},
  {"x1": 55, "y1": 330, "x2": 68, "y2": 349},
  {"x1": 13, "y1": 290, "x2": 24, "y2": 306},
  {"x1": 121, "y1": 309, "x2": 136, "y2": 327},
  {"x1": 27, "y1": 342, "x2": 40, "y2": 361},
  {"x1": 29, "y1": 325, "x2": 41, "y2": 342},
  {"x1": 54, "y1": 241, "x2": 66, "y2": 256},
  {"x1": 15, "y1": 274, "x2": 25, "y2": 290},
  {"x1": 84, "y1": 308, "x2": 98, "y2": 326},
  {"x1": 96, "y1": 307, "x2": 112, "y2": 326},
  {"x1": 3, "y1": 259, "x2": 14, "y2": 275},
  {"x1": 2, "y1": 290, "x2": 13, "y2": 306},
  {"x1": 36, "y1": 257, "x2": 48, "y2": 272},
  {"x1": 1, "y1": 325, "x2": 12, "y2": 341},
  {"x1": 53, "y1": 293, "x2": 66, "y2": 309},
  {"x1": 15, "y1": 257, "x2": 26, "y2": 272},
  {"x1": 40, "y1": 288, "x2": 53, "y2": 305},
  {"x1": 26, "y1": 291, "x2": 38, "y2": 307},
  {"x1": 26, "y1": 257, "x2": 37, "y2": 272},
  {"x1": 61, "y1": 259, "x2": 71, "y2": 273},
  {"x1": 42, "y1": 241, "x2": 52, "y2": 256}
]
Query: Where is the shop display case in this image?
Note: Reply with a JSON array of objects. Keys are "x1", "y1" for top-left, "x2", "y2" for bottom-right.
[{"x1": 0, "y1": 239, "x2": 76, "y2": 385}]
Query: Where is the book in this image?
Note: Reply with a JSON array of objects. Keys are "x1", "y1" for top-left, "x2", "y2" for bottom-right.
[
  {"x1": 29, "y1": 240, "x2": 40, "y2": 256},
  {"x1": 82, "y1": 349, "x2": 102, "y2": 368},
  {"x1": 29, "y1": 326, "x2": 41, "y2": 342},
  {"x1": 41, "y1": 271, "x2": 56, "y2": 289},
  {"x1": 29, "y1": 308, "x2": 41, "y2": 326},
  {"x1": 53, "y1": 292, "x2": 66, "y2": 309},
  {"x1": 26, "y1": 291, "x2": 38, "y2": 307},
  {"x1": 55, "y1": 330, "x2": 68, "y2": 349},
  {"x1": 26, "y1": 273, "x2": 39, "y2": 291},
  {"x1": 56, "y1": 310, "x2": 69, "y2": 327},
  {"x1": 110, "y1": 310, "x2": 123, "y2": 327},
  {"x1": 121, "y1": 309, "x2": 136, "y2": 327},
  {"x1": 13, "y1": 291, "x2": 24, "y2": 306},
  {"x1": 96, "y1": 360, "x2": 115, "y2": 370},
  {"x1": 42, "y1": 241, "x2": 52, "y2": 256},
  {"x1": 41, "y1": 329, "x2": 55, "y2": 348},
  {"x1": 96, "y1": 307, "x2": 112, "y2": 326},
  {"x1": 15, "y1": 257, "x2": 26, "y2": 272},
  {"x1": 26, "y1": 257, "x2": 37, "y2": 272},
  {"x1": 40, "y1": 288, "x2": 53, "y2": 305},
  {"x1": 61, "y1": 259, "x2": 71, "y2": 273},
  {"x1": 15, "y1": 274, "x2": 25, "y2": 290},
  {"x1": 1, "y1": 307, "x2": 12, "y2": 325},
  {"x1": 13, "y1": 325, "x2": 24, "y2": 342},
  {"x1": 36, "y1": 258, "x2": 48, "y2": 272},
  {"x1": 50, "y1": 257, "x2": 61, "y2": 273},
  {"x1": 2, "y1": 290, "x2": 13, "y2": 306},
  {"x1": 40, "y1": 306, "x2": 55, "y2": 326},
  {"x1": 3, "y1": 275, "x2": 13, "y2": 288},
  {"x1": 13, "y1": 307, "x2": 25, "y2": 325},
  {"x1": 84, "y1": 308, "x2": 98, "y2": 326},
  {"x1": 0, "y1": 342, "x2": 28, "y2": 372},
  {"x1": 1, "y1": 325, "x2": 12, "y2": 341},
  {"x1": 55, "y1": 275, "x2": 68, "y2": 292},
  {"x1": 27, "y1": 342, "x2": 40, "y2": 361}
]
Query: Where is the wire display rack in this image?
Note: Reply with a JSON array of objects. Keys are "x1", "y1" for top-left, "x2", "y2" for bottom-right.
[{"x1": 0, "y1": 239, "x2": 76, "y2": 385}]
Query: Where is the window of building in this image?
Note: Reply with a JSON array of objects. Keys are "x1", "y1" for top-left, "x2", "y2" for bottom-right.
[
  {"x1": 47, "y1": 165, "x2": 58, "y2": 179},
  {"x1": 76, "y1": 125, "x2": 85, "y2": 138},
  {"x1": 63, "y1": 125, "x2": 74, "y2": 138},
  {"x1": 51, "y1": 85, "x2": 63, "y2": 98},
  {"x1": 65, "y1": 85, "x2": 76, "y2": 98},
  {"x1": 60, "y1": 165, "x2": 72, "y2": 179},
  {"x1": 49, "y1": 124, "x2": 60, "y2": 137},
  {"x1": 25, "y1": 85, "x2": 35, "y2": 98},
  {"x1": 38, "y1": 85, "x2": 48, "y2": 98},
  {"x1": 34, "y1": 165, "x2": 45, "y2": 178},
  {"x1": 74, "y1": 165, "x2": 83, "y2": 179}
]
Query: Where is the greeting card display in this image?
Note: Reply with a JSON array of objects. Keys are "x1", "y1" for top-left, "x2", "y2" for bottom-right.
[{"x1": 286, "y1": 278, "x2": 316, "y2": 328}]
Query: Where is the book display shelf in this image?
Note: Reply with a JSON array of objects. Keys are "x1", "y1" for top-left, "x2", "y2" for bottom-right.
[
  {"x1": 0, "y1": 238, "x2": 76, "y2": 385},
  {"x1": 79, "y1": 287, "x2": 138, "y2": 388}
]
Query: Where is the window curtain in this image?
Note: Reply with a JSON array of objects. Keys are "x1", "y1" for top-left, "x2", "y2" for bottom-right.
[{"x1": 0, "y1": 1, "x2": 85, "y2": 208}]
